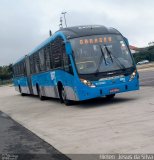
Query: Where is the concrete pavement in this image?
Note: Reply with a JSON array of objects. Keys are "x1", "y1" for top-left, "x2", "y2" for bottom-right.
[
  {"x1": 0, "y1": 69, "x2": 154, "y2": 157},
  {"x1": 140, "y1": 69, "x2": 154, "y2": 86}
]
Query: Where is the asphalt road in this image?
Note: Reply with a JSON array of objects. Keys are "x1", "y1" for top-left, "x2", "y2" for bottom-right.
[
  {"x1": 0, "y1": 111, "x2": 70, "y2": 160},
  {"x1": 0, "y1": 68, "x2": 154, "y2": 159}
]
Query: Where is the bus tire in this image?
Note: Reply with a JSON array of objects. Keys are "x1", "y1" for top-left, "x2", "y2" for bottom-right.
[
  {"x1": 106, "y1": 94, "x2": 115, "y2": 99},
  {"x1": 36, "y1": 85, "x2": 45, "y2": 101},
  {"x1": 60, "y1": 86, "x2": 72, "y2": 106}
]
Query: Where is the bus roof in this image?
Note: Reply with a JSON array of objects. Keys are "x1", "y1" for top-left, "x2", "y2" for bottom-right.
[{"x1": 59, "y1": 25, "x2": 121, "y2": 39}]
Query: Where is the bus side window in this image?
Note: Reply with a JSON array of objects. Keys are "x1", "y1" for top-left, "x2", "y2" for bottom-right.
[
  {"x1": 34, "y1": 53, "x2": 41, "y2": 73},
  {"x1": 21, "y1": 61, "x2": 25, "y2": 76},
  {"x1": 29, "y1": 56, "x2": 32, "y2": 74},
  {"x1": 18, "y1": 64, "x2": 20, "y2": 75},
  {"x1": 61, "y1": 42, "x2": 73, "y2": 75},
  {"x1": 14, "y1": 65, "x2": 17, "y2": 76},
  {"x1": 19, "y1": 63, "x2": 22, "y2": 76},
  {"x1": 21, "y1": 62, "x2": 23, "y2": 75},
  {"x1": 18, "y1": 64, "x2": 20, "y2": 76},
  {"x1": 16, "y1": 65, "x2": 18, "y2": 76},
  {"x1": 23, "y1": 61, "x2": 26, "y2": 76},
  {"x1": 39, "y1": 49, "x2": 45, "y2": 71},
  {"x1": 30, "y1": 55, "x2": 36, "y2": 74},
  {"x1": 44, "y1": 45, "x2": 52, "y2": 70},
  {"x1": 51, "y1": 37, "x2": 63, "y2": 69},
  {"x1": 63, "y1": 51, "x2": 73, "y2": 75},
  {"x1": 12, "y1": 66, "x2": 15, "y2": 77}
]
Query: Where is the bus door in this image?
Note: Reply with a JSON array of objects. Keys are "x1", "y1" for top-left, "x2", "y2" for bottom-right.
[{"x1": 25, "y1": 56, "x2": 33, "y2": 94}]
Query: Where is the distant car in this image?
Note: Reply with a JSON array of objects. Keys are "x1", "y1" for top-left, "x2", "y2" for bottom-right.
[{"x1": 137, "y1": 60, "x2": 149, "y2": 65}]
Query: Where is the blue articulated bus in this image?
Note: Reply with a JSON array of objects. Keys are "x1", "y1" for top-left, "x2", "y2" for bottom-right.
[{"x1": 13, "y1": 25, "x2": 139, "y2": 105}]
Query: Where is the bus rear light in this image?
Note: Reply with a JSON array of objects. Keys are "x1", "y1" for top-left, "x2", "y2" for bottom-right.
[{"x1": 80, "y1": 79, "x2": 96, "y2": 88}]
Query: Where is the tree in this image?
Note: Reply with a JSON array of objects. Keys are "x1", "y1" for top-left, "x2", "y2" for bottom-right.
[
  {"x1": 0, "y1": 64, "x2": 13, "y2": 80},
  {"x1": 133, "y1": 45, "x2": 154, "y2": 63}
]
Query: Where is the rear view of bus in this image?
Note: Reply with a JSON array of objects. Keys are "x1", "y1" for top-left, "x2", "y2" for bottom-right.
[{"x1": 65, "y1": 25, "x2": 139, "y2": 102}]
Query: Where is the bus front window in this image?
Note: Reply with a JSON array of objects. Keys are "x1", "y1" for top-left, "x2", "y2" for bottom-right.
[{"x1": 70, "y1": 35, "x2": 134, "y2": 75}]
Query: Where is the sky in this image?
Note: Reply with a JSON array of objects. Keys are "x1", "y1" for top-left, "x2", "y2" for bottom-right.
[{"x1": 0, "y1": 0, "x2": 154, "y2": 65}]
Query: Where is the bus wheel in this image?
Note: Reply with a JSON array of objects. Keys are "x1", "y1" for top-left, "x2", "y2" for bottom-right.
[
  {"x1": 106, "y1": 94, "x2": 115, "y2": 99},
  {"x1": 61, "y1": 86, "x2": 72, "y2": 106},
  {"x1": 37, "y1": 85, "x2": 45, "y2": 101}
]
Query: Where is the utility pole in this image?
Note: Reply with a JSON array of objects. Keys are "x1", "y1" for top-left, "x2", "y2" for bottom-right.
[{"x1": 61, "y1": 12, "x2": 67, "y2": 28}]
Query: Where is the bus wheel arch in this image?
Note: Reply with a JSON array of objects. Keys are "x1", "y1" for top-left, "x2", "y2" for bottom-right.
[
  {"x1": 36, "y1": 83, "x2": 44, "y2": 101},
  {"x1": 57, "y1": 81, "x2": 63, "y2": 103},
  {"x1": 18, "y1": 85, "x2": 21, "y2": 93},
  {"x1": 18, "y1": 85, "x2": 25, "y2": 96},
  {"x1": 57, "y1": 81, "x2": 72, "y2": 106}
]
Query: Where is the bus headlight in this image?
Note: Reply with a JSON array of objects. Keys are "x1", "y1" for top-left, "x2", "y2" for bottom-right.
[
  {"x1": 80, "y1": 79, "x2": 96, "y2": 88},
  {"x1": 129, "y1": 70, "x2": 137, "y2": 81}
]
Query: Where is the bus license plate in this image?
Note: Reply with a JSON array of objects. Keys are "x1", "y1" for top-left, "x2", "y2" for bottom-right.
[{"x1": 110, "y1": 88, "x2": 120, "y2": 93}]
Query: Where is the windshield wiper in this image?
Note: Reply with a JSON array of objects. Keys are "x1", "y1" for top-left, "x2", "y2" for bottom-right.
[
  {"x1": 104, "y1": 45, "x2": 113, "y2": 63},
  {"x1": 95, "y1": 45, "x2": 107, "y2": 74},
  {"x1": 104, "y1": 45, "x2": 126, "y2": 71}
]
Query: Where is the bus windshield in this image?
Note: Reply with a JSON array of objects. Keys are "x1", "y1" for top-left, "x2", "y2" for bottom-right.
[{"x1": 70, "y1": 34, "x2": 134, "y2": 75}]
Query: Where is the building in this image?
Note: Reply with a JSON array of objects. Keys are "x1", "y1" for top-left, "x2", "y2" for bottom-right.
[{"x1": 129, "y1": 45, "x2": 140, "y2": 54}]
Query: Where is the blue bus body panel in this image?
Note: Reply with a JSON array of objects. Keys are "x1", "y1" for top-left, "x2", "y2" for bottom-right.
[
  {"x1": 13, "y1": 76, "x2": 30, "y2": 94},
  {"x1": 31, "y1": 70, "x2": 77, "y2": 100},
  {"x1": 14, "y1": 77, "x2": 28, "y2": 87},
  {"x1": 31, "y1": 71, "x2": 74, "y2": 87},
  {"x1": 13, "y1": 68, "x2": 139, "y2": 101},
  {"x1": 28, "y1": 69, "x2": 139, "y2": 101}
]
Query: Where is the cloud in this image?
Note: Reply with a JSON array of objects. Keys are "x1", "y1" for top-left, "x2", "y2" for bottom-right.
[{"x1": 0, "y1": 0, "x2": 154, "y2": 65}]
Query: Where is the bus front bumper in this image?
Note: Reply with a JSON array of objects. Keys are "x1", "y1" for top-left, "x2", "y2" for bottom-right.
[{"x1": 76, "y1": 79, "x2": 139, "y2": 101}]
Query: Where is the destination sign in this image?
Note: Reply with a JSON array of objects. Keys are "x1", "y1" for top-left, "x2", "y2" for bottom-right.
[{"x1": 79, "y1": 37, "x2": 112, "y2": 45}]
